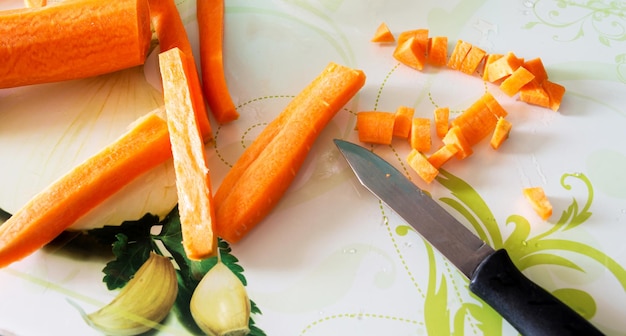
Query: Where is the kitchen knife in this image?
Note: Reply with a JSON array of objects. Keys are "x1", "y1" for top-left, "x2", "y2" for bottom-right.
[{"x1": 333, "y1": 139, "x2": 603, "y2": 336}]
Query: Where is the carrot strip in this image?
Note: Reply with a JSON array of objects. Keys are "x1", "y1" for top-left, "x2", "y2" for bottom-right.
[
  {"x1": 523, "y1": 187, "x2": 553, "y2": 220},
  {"x1": 0, "y1": 112, "x2": 172, "y2": 268},
  {"x1": 442, "y1": 125, "x2": 473, "y2": 159},
  {"x1": 490, "y1": 117, "x2": 512, "y2": 150},
  {"x1": 393, "y1": 36, "x2": 427, "y2": 71},
  {"x1": 393, "y1": 106, "x2": 415, "y2": 138},
  {"x1": 159, "y1": 47, "x2": 217, "y2": 260},
  {"x1": 214, "y1": 62, "x2": 366, "y2": 243},
  {"x1": 371, "y1": 22, "x2": 395, "y2": 43},
  {"x1": 434, "y1": 106, "x2": 450, "y2": 138},
  {"x1": 149, "y1": 0, "x2": 213, "y2": 141},
  {"x1": 482, "y1": 53, "x2": 503, "y2": 81},
  {"x1": 357, "y1": 111, "x2": 395, "y2": 145},
  {"x1": 500, "y1": 66, "x2": 535, "y2": 97},
  {"x1": 407, "y1": 149, "x2": 438, "y2": 183},
  {"x1": 397, "y1": 29, "x2": 429, "y2": 52},
  {"x1": 0, "y1": 0, "x2": 151, "y2": 89},
  {"x1": 459, "y1": 44, "x2": 486, "y2": 75},
  {"x1": 542, "y1": 80, "x2": 566, "y2": 111},
  {"x1": 428, "y1": 144, "x2": 459, "y2": 169},
  {"x1": 427, "y1": 36, "x2": 448, "y2": 66},
  {"x1": 409, "y1": 117, "x2": 431, "y2": 152},
  {"x1": 197, "y1": 0, "x2": 240, "y2": 124},
  {"x1": 447, "y1": 40, "x2": 473, "y2": 71},
  {"x1": 523, "y1": 57, "x2": 548, "y2": 83},
  {"x1": 485, "y1": 52, "x2": 524, "y2": 82}
]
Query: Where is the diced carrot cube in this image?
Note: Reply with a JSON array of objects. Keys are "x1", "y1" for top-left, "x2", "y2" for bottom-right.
[
  {"x1": 356, "y1": 111, "x2": 396, "y2": 145},
  {"x1": 427, "y1": 36, "x2": 448, "y2": 66},
  {"x1": 442, "y1": 125, "x2": 473, "y2": 159},
  {"x1": 500, "y1": 66, "x2": 535, "y2": 96},
  {"x1": 447, "y1": 40, "x2": 473, "y2": 70},
  {"x1": 393, "y1": 106, "x2": 415, "y2": 138},
  {"x1": 409, "y1": 117, "x2": 431, "y2": 152},
  {"x1": 434, "y1": 106, "x2": 450, "y2": 139}
]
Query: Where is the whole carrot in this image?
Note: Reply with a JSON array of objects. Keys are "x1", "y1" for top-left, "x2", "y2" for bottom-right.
[{"x1": 0, "y1": 0, "x2": 152, "y2": 89}]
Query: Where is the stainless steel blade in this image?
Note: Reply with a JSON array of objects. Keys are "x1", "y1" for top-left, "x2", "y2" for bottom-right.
[{"x1": 334, "y1": 139, "x2": 495, "y2": 278}]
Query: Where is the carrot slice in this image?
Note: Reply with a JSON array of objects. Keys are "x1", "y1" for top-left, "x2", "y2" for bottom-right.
[
  {"x1": 519, "y1": 79, "x2": 550, "y2": 108},
  {"x1": 485, "y1": 52, "x2": 524, "y2": 82},
  {"x1": 0, "y1": 0, "x2": 151, "y2": 89},
  {"x1": 159, "y1": 47, "x2": 217, "y2": 260},
  {"x1": 490, "y1": 117, "x2": 512, "y2": 150},
  {"x1": 393, "y1": 36, "x2": 427, "y2": 71},
  {"x1": 149, "y1": 0, "x2": 213, "y2": 141},
  {"x1": 393, "y1": 106, "x2": 415, "y2": 138},
  {"x1": 434, "y1": 106, "x2": 450, "y2": 138},
  {"x1": 0, "y1": 112, "x2": 171, "y2": 268},
  {"x1": 459, "y1": 45, "x2": 487, "y2": 75},
  {"x1": 371, "y1": 22, "x2": 395, "y2": 43},
  {"x1": 197, "y1": 0, "x2": 240, "y2": 124},
  {"x1": 357, "y1": 111, "x2": 395, "y2": 145},
  {"x1": 500, "y1": 66, "x2": 535, "y2": 97},
  {"x1": 523, "y1": 187, "x2": 553, "y2": 220},
  {"x1": 542, "y1": 80, "x2": 566, "y2": 111},
  {"x1": 442, "y1": 125, "x2": 473, "y2": 159},
  {"x1": 407, "y1": 149, "x2": 439, "y2": 183},
  {"x1": 523, "y1": 57, "x2": 549, "y2": 83},
  {"x1": 214, "y1": 62, "x2": 366, "y2": 243},
  {"x1": 427, "y1": 144, "x2": 459, "y2": 169},
  {"x1": 482, "y1": 53, "x2": 503, "y2": 81},
  {"x1": 427, "y1": 36, "x2": 448, "y2": 66},
  {"x1": 397, "y1": 29, "x2": 429, "y2": 52},
  {"x1": 447, "y1": 40, "x2": 473, "y2": 71},
  {"x1": 409, "y1": 117, "x2": 431, "y2": 152}
]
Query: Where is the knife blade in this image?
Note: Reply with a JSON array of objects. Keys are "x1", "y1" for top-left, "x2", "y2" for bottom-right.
[{"x1": 334, "y1": 139, "x2": 603, "y2": 336}]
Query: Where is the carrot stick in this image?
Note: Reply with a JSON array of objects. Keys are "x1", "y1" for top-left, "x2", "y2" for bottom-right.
[
  {"x1": 214, "y1": 62, "x2": 366, "y2": 243},
  {"x1": 409, "y1": 117, "x2": 431, "y2": 152},
  {"x1": 0, "y1": 0, "x2": 152, "y2": 89},
  {"x1": 0, "y1": 112, "x2": 172, "y2": 268},
  {"x1": 371, "y1": 22, "x2": 395, "y2": 43},
  {"x1": 427, "y1": 36, "x2": 448, "y2": 66},
  {"x1": 428, "y1": 144, "x2": 459, "y2": 169},
  {"x1": 357, "y1": 111, "x2": 395, "y2": 145},
  {"x1": 393, "y1": 36, "x2": 427, "y2": 71},
  {"x1": 197, "y1": 0, "x2": 240, "y2": 124},
  {"x1": 393, "y1": 106, "x2": 415, "y2": 138},
  {"x1": 523, "y1": 187, "x2": 553, "y2": 220},
  {"x1": 149, "y1": 0, "x2": 213, "y2": 141},
  {"x1": 499, "y1": 66, "x2": 535, "y2": 97},
  {"x1": 434, "y1": 106, "x2": 450, "y2": 138},
  {"x1": 159, "y1": 47, "x2": 217, "y2": 260},
  {"x1": 490, "y1": 117, "x2": 512, "y2": 150},
  {"x1": 407, "y1": 148, "x2": 439, "y2": 183}
]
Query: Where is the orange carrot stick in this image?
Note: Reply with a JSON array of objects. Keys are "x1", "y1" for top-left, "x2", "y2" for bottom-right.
[
  {"x1": 0, "y1": 0, "x2": 152, "y2": 89},
  {"x1": 409, "y1": 117, "x2": 431, "y2": 152},
  {"x1": 214, "y1": 62, "x2": 366, "y2": 243},
  {"x1": 523, "y1": 187, "x2": 553, "y2": 220},
  {"x1": 500, "y1": 66, "x2": 535, "y2": 97},
  {"x1": 149, "y1": 0, "x2": 213, "y2": 141},
  {"x1": 159, "y1": 47, "x2": 217, "y2": 260},
  {"x1": 0, "y1": 112, "x2": 172, "y2": 268},
  {"x1": 357, "y1": 111, "x2": 395, "y2": 145},
  {"x1": 371, "y1": 22, "x2": 395, "y2": 43},
  {"x1": 428, "y1": 144, "x2": 459, "y2": 169},
  {"x1": 407, "y1": 148, "x2": 439, "y2": 183},
  {"x1": 434, "y1": 106, "x2": 450, "y2": 138},
  {"x1": 197, "y1": 0, "x2": 240, "y2": 124},
  {"x1": 393, "y1": 106, "x2": 415, "y2": 139},
  {"x1": 490, "y1": 117, "x2": 512, "y2": 150}
]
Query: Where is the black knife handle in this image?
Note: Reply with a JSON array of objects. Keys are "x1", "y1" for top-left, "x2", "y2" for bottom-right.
[{"x1": 469, "y1": 249, "x2": 604, "y2": 336}]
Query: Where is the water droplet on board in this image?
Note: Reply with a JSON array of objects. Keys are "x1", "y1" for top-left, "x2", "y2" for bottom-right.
[{"x1": 342, "y1": 248, "x2": 357, "y2": 254}]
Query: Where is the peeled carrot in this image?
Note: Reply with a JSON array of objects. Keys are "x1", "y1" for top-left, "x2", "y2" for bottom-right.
[
  {"x1": 393, "y1": 106, "x2": 415, "y2": 138},
  {"x1": 371, "y1": 22, "x2": 395, "y2": 43},
  {"x1": 357, "y1": 111, "x2": 395, "y2": 145},
  {"x1": 407, "y1": 148, "x2": 438, "y2": 183},
  {"x1": 490, "y1": 117, "x2": 512, "y2": 150},
  {"x1": 485, "y1": 52, "x2": 524, "y2": 82},
  {"x1": 459, "y1": 44, "x2": 486, "y2": 75},
  {"x1": 542, "y1": 80, "x2": 566, "y2": 111},
  {"x1": 428, "y1": 144, "x2": 459, "y2": 169},
  {"x1": 523, "y1": 187, "x2": 553, "y2": 220},
  {"x1": 197, "y1": 0, "x2": 240, "y2": 124},
  {"x1": 393, "y1": 36, "x2": 427, "y2": 71},
  {"x1": 442, "y1": 125, "x2": 473, "y2": 159},
  {"x1": 159, "y1": 47, "x2": 217, "y2": 260},
  {"x1": 149, "y1": 0, "x2": 213, "y2": 141},
  {"x1": 434, "y1": 106, "x2": 450, "y2": 138},
  {"x1": 427, "y1": 36, "x2": 448, "y2": 66},
  {"x1": 500, "y1": 66, "x2": 535, "y2": 96},
  {"x1": 214, "y1": 62, "x2": 366, "y2": 243},
  {"x1": 397, "y1": 29, "x2": 429, "y2": 53},
  {"x1": 409, "y1": 117, "x2": 431, "y2": 152},
  {"x1": 0, "y1": 0, "x2": 152, "y2": 89},
  {"x1": 447, "y1": 40, "x2": 472, "y2": 71},
  {"x1": 0, "y1": 112, "x2": 172, "y2": 268}
]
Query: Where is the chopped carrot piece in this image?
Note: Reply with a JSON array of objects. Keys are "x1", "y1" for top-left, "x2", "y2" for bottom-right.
[
  {"x1": 519, "y1": 79, "x2": 550, "y2": 108},
  {"x1": 428, "y1": 144, "x2": 459, "y2": 169},
  {"x1": 159, "y1": 47, "x2": 217, "y2": 260},
  {"x1": 523, "y1": 57, "x2": 548, "y2": 83},
  {"x1": 357, "y1": 111, "x2": 396, "y2": 145},
  {"x1": 490, "y1": 117, "x2": 512, "y2": 150},
  {"x1": 409, "y1": 117, "x2": 432, "y2": 152},
  {"x1": 0, "y1": 0, "x2": 152, "y2": 89},
  {"x1": 459, "y1": 45, "x2": 487, "y2": 75},
  {"x1": 393, "y1": 36, "x2": 427, "y2": 71},
  {"x1": 0, "y1": 112, "x2": 172, "y2": 268},
  {"x1": 451, "y1": 92, "x2": 508, "y2": 146},
  {"x1": 393, "y1": 106, "x2": 415, "y2": 138},
  {"x1": 371, "y1": 22, "x2": 395, "y2": 43},
  {"x1": 434, "y1": 106, "x2": 450, "y2": 138},
  {"x1": 397, "y1": 29, "x2": 429, "y2": 52},
  {"x1": 500, "y1": 66, "x2": 535, "y2": 97},
  {"x1": 151, "y1": 0, "x2": 213, "y2": 141},
  {"x1": 542, "y1": 80, "x2": 566, "y2": 111},
  {"x1": 214, "y1": 62, "x2": 366, "y2": 243},
  {"x1": 447, "y1": 40, "x2": 473, "y2": 71},
  {"x1": 427, "y1": 36, "x2": 448, "y2": 66},
  {"x1": 442, "y1": 125, "x2": 473, "y2": 159},
  {"x1": 407, "y1": 148, "x2": 439, "y2": 183},
  {"x1": 485, "y1": 52, "x2": 524, "y2": 82},
  {"x1": 482, "y1": 53, "x2": 503, "y2": 81},
  {"x1": 197, "y1": 0, "x2": 239, "y2": 124},
  {"x1": 523, "y1": 187, "x2": 553, "y2": 220}
]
